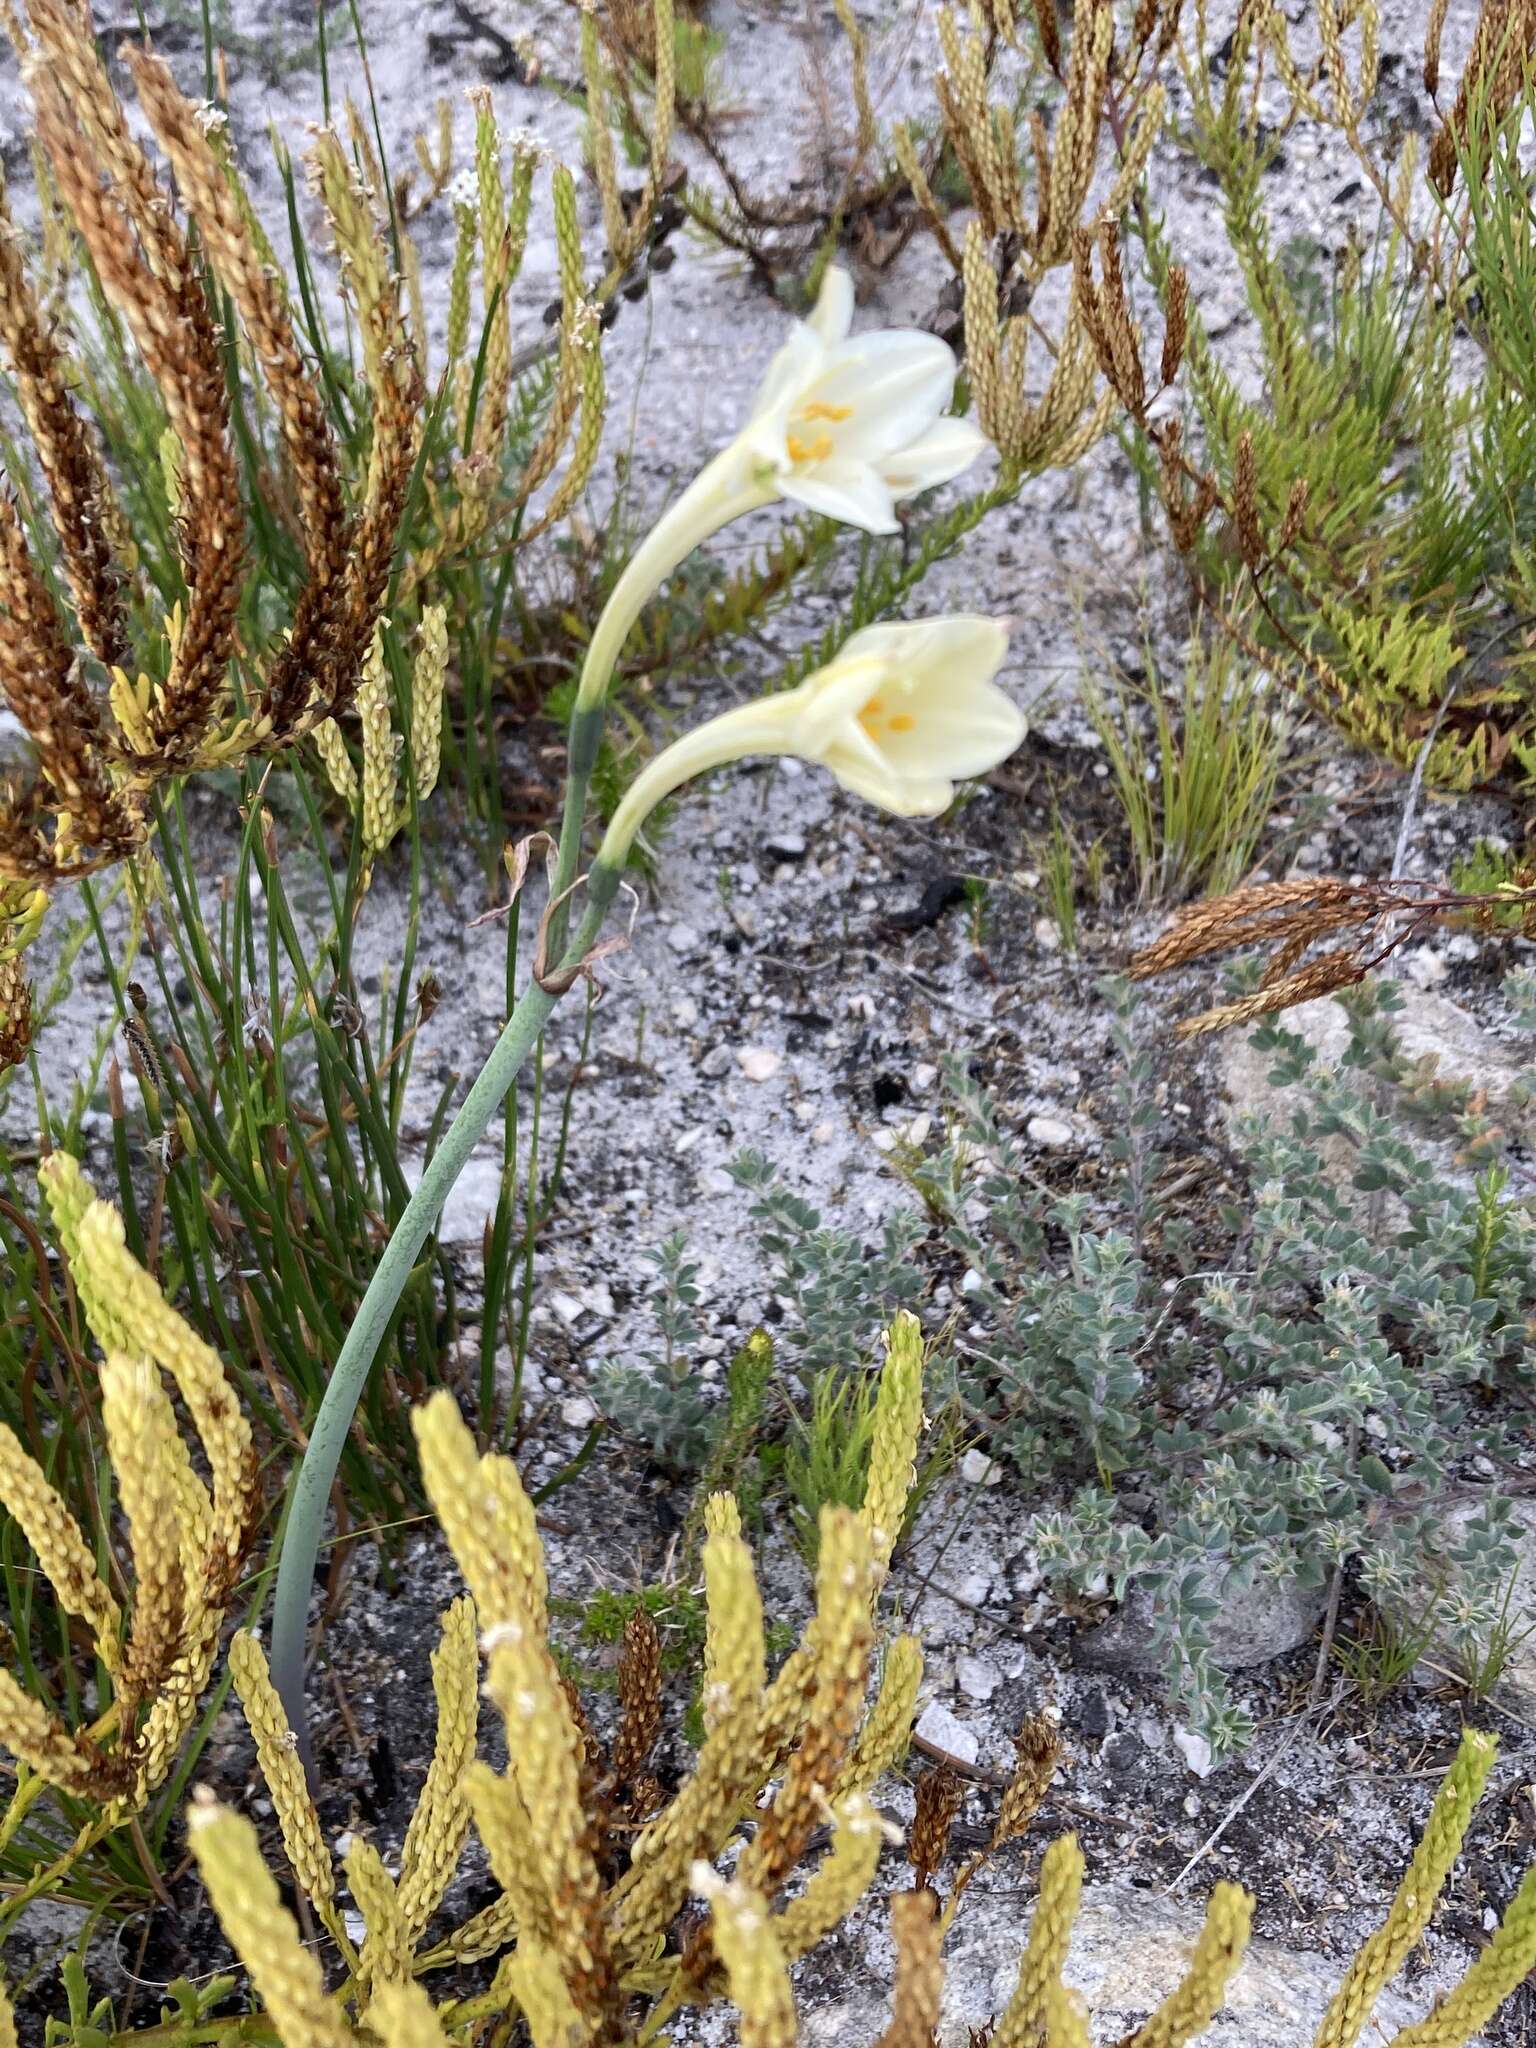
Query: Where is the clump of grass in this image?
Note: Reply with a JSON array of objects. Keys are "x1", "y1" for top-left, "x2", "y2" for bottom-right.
[{"x1": 1083, "y1": 631, "x2": 1289, "y2": 903}]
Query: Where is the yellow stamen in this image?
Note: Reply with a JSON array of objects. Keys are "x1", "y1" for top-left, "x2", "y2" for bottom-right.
[
  {"x1": 786, "y1": 432, "x2": 834, "y2": 465},
  {"x1": 888, "y1": 714, "x2": 916, "y2": 734},
  {"x1": 858, "y1": 699, "x2": 885, "y2": 732},
  {"x1": 801, "y1": 402, "x2": 854, "y2": 422}
]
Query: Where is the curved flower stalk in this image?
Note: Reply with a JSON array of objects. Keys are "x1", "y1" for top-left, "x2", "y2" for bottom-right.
[{"x1": 268, "y1": 617, "x2": 1019, "y2": 1758}]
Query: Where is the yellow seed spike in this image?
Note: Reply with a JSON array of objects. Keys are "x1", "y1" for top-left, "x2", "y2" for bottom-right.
[
  {"x1": 0, "y1": 1420, "x2": 120, "y2": 1667},
  {"x1": 831, "y1": 0, "x2": 876, "y2": 158},
  {"x1": 445, "y1": 187, "x2": 477, "y2": 409},
  {"x1": 737, "y1": 1507, "x2": 874, "y2": 1904},
  {"x1": 1045, "y1": 1980, "x2": 1092, "y2": 2048},
  {"x1": 439, "y1": 1890, "x2": 519, "y2": 1965},
  {"x1": 837, "y1": 1633, "x2": 923, "y2": 1799},
  {"x1": 0, "y1": 1667, "x2": 112, "y2": 1793},
  {"x1": 877, "y1": 1888, "x2": 945, "y2": 2048},
  {"x1": 187, "y1": 1796, "x2": 352, "y2": 2048},
  {"x1": 126, "y1": 1606, "x2": 224, "y2": 1804},
  {"x1": 484, "y1": 1618, "x2": 613, "y2": 2026},
  {"x1": 991, "y1": 1833, "x2": 1086, "y2": 2045},
  {"x1": 551, "y1": 162, "x2": 585, "y2": 313},
  {"x1": 699, "y1": 1869, "x2": 797, "y2": 2048},
  {"x1": 407, "y1": 604, "x2": 447, "y2": 811},
  {"x1": 702, "y1": 1514, "x2": 767, "y2": 1733},
  {"x1": 1122, "y1": 1882, "x2": 1254, "y2": 2048},
  {"x1": 520, "y1": 303, "x2": 606, "y2": 545},
  {"x1": 367, "y1": 1978, "x2": 455, "y2": 2047},
  {"x1": 1102, "y1": 80, "x2": 1166, "y2": 221},
  {"x1": 861, "y1": 1311, "x2": 927, "y2": 1577},
  {"x1": 99, "y1": 1353, "x2": 184, "y2": 1702},
  {"x1": 413, "y1": 1393, "x2": 548, "y2": 1634},
  {"x1": 227, "y1": 1634, "x2": 340, "y2": 1935},
  {"x1": 610, "y1": 1528, "x2": 771, "y2": 1966},
  {"x1": 398, "y1": 1596, "x2": 479, "y2": 1944},
  {"x1": 649, "y1": 0, "x2": 675, "y2": 180},
  {"x1": 356, "y1": 622, "x2": 398, "y2": 866},
  {"x1": 1385, "y1": 1866, "x2": 1536, "y2": 2048},
  {"x1": 462, "y1": 1761, "x2": 556, "y2": 1950},
  {"x1": 345, "y1": 1836, "x2": 411, "y2": 1987},
  {"x1": 775, "y1": 1790, "x2": 886, "y2": 1959},
  {"x1": 69, "y1": 1194, "x2": 252, "y2": 1585},
  {"x1": 504, "y1": 1934, "x2": 588, "y2": 2048},
  {"x1": 703, "y1": 1490, "x2": 741, "y2": 1539},
  {"x1": 1313, "y1": 1731, "x2": 1499, "y2": 2048},
  {"x1": 466, "y1": 86, "x2": 512, "y2": 461},
  {"x1": 312, "y1": 715, "x2": 358, "y2": 805},
  {"x1": 582, "y1": 9, "x2": 627, "y2": 267},
  {"x1": 38, "y1": 1153, "x2": 124, "y2": 1347}
]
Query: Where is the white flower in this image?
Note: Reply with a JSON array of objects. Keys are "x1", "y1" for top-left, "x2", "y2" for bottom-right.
[
  {"x1": 574, "y1": 268, "x2": 988, "y2": 711},
  {"x1": 599, "y1": 615, "x2": 1023, "y2": 858},
  {"x1": 738, "y1": 267, "x2": 988, "y2": 534},
  {"x1": 777, "y1": 616, "x2": 1022, "y2": 815}
]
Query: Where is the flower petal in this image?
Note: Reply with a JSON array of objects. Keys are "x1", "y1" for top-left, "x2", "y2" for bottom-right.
[
  {"x1": 821, "y1": 748, "x2": 956, "y2": 817},
  {"x1": 745, "y1": 322, "x2": 827, "y2": 427},
  {"x1": 806, "y1": 266, "x2": 855, "y2": 346},
  {"x1": 778, "y1": 458, "x2": 899, "y2": 534},
  {"x1": 798, "y1": 333, "x2": 961, "y2": 460},
  {"x1": 880, "y1": 415, "x2": 990, "y2": 498},
  {"x1": 840, "y1": 614, "x2": 1009, "y2": 682}
]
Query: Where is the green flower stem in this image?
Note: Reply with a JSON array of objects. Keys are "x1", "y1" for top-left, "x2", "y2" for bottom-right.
[
  {"x1": 269, "y1": 865, "x2": 622, "y2": 1761},
  {"x1": 269, "y1": 451, "x2": 768, "y2": 1758}
]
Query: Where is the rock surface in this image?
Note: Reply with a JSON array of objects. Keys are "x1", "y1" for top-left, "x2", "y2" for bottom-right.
[
  {"x1": 798, "y1": 1884, "x2": 1466, "y2": 2048},
  {"x1": 1076, "y1": 1576, "x2": 1325, "y2": 1677},
  {"x1": 1222, "y1": 986, "x2": 1531, "y2": 1155}
]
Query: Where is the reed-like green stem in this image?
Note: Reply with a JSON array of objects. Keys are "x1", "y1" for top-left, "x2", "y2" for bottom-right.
[{"x1": 269, "y1": 868, "x2": 621, "y2": 1760}]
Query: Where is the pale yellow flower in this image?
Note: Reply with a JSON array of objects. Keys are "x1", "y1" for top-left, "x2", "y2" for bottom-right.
[
  {"x1": 575, "y1": 270, "x2": 985, "y2": 710},
  {"x1": 600, "y1": 616, "x2": 1021, "y2": 855}
]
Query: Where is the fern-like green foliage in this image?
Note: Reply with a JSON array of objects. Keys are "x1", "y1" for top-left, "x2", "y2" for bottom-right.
[{"x1": 1156, "y1": 26, "x2": 1536, "y2": 789}]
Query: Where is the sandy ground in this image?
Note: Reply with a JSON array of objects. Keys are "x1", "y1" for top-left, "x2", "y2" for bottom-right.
[{"x1": 1, "y1": 0, "x2": 1535, "y2": 2037}]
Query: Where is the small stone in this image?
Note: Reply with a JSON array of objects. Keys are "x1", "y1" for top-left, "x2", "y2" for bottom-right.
[
  {"x1": 956, "y1": 1655, "x2": 1000, "y2": 1702},
  {"x1": 547, "y1": 1291, "x2": 584, "y2": 1328},
  {"x1": 912, "y1": 1062, "x2": 939, "y2": 1092},
  {"x1": 737, "y1": 1047, "x2": 783, "y2": 1082},
  {"x1": 561, "y1": 1395, "x2": 598, "y2": 1428},
  {"x1": 1027, "y1": 1114, "x2": 1073, "y2": 1148},
  {"x1": 915, "y1": 1700, "x2": 979, "y2": 1766},
  {"x1": 699, "y1": 1044, "x2": 732, "y2": 1079},
  {"x1": 1033, "y1": 916, "x2": 1062, "y2": 952},
  {"x1": 764, "y1": 831, "x2": 808, "y2": 860},
  {"x1": 811, "y1": 1120, "x2": 837, "y2": 1144},
  {"x1": 1075, "y1": 1686, "x2": 1111, "y2": 1740},
  {"x1": 672, "y1": 996, "x2": 699, "y2": 1027},
  {"x1": 960, "y1": 1448, "x2": 1003, "y2": 1486},
  {"x1": 1173, "y1": 1727, "x2": 1215, "y2": 1778},
  {"x1": 666, "y1": 923, "x2": 700, "y2": 954},
  {"x1": 1406, "y1": 946, "x2": 1449, "y2": 988}
]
